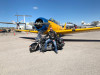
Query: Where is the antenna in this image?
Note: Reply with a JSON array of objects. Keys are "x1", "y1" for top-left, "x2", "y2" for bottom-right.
[{"x1": 15, "y1": 15, "x2": 32, "y2": 23}]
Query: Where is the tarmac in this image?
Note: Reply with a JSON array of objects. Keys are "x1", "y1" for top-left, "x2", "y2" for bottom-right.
[{"x1": 0, "y1": 31, "x2": 100, "y2": 75}]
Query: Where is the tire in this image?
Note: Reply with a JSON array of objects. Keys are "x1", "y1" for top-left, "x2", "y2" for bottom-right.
[
  {"x1": 57, "y1": 43, "x2": 63, "y2": 50},
  {"x1": 29, "y1": 43, "x2": 39, "y2": 53},
  {"x1": 57, "y1": 47, "x2": 62, "y2": 50},
  {"x1": 40, "y1": 44, "x2": 46, "y2": 52}
]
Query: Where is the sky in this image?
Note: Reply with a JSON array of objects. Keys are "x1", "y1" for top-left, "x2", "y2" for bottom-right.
[{"x1": 0, "y1": 0, "x2": 100, "y2": 27}]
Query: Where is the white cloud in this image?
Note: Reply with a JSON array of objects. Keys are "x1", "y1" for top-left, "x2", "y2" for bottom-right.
[{"x1": 33, "y1": 6, "x2": 38, "y2": 10}]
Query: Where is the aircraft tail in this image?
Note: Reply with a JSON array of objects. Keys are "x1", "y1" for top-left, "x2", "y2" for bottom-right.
[{"x1": 63, "y1": 22, "x2": 66, "y2": 30}]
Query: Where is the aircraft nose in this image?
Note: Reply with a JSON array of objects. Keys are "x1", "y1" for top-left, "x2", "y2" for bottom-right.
[{"x1": 34, "y1": 17, "x2": 49, "y2": 31}]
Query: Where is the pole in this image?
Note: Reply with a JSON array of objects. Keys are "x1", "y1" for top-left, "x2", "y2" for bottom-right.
[
  {"x1": 24, "y1": 16, "x2": 25, "y2": 23},
  {"x1": 17, "y1": 16, "x2": 18, "y2": 22}
]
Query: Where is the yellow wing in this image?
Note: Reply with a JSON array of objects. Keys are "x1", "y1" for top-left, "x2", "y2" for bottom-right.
[
  {"x1": 15, "y1": 29, "x2": 38, "y2": 33},
  {"x1": 63, "y1": 22, "x2": 66, "y2": 30},
  {"x1": 55, "y1": 27, "x2": 100, "y2": 34},
  {"x1": 16, "y1": 27, "x2": 100, "y2": 34}
]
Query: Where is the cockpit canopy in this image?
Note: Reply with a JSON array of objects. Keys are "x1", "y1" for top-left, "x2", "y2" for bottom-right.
[{"x1": 49, "y1": 18, "x2": 59, "y2": 25}]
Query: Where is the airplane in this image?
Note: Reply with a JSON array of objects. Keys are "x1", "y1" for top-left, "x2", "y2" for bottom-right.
[
  {"x1": 0, "y1": 21, "x2": 34, "y2": 30},
  {"x1": 0, "y1": 22, "x2": 26, "y2": 29},
  {"x1": 15, "y1": 17, "x2": 100, "y2": 35},
  {"x1": 0, "y1": 15, "x2": 33, "y2": 30}
]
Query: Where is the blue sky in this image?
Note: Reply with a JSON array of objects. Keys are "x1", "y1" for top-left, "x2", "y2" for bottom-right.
[{"x1": 0, "y1": 0, "x2": 100, "y2": 27}]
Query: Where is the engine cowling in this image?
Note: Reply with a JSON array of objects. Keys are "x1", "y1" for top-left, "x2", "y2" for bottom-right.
[{"x1": 34, "y1": 17, "x2": 49, "y2": 31}]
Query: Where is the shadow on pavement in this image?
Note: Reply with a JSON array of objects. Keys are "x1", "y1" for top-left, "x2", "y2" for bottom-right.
[
  {"x1": 20, "y1": 37, "x2": 100, "y2": 42},
  {"x1": 63, "y1": 39, "x2": 100, "y2": 42},
  {"x1": 20, "y1": 37, "x2": 36, "y2": 40}
]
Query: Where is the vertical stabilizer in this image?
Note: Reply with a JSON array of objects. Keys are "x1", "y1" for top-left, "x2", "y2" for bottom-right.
[{"x1": 63, "y1": 22, "x2": 66, "y2": 30}]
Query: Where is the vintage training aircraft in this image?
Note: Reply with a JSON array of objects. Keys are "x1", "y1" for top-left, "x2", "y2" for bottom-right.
[{"x1": 15, "y1": 17, "x2": 100, "y2": 35}]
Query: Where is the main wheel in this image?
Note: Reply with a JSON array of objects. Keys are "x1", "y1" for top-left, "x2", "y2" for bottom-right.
[{"x1": 29, "y1": 43, "x2": 39, "y2": 53}]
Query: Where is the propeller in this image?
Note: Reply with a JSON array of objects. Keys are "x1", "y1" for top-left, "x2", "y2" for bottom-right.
[
  {"x1": 28, "y1": 22, "x2": 50, "y2": 26},
  {"x1": 34, "y1": 22, "x2": 50, "y2": 26}
]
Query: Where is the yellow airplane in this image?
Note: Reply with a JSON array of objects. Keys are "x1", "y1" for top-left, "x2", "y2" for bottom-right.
[{"x1": 16, "y1": 17, "x2": 100, "y2": 35}]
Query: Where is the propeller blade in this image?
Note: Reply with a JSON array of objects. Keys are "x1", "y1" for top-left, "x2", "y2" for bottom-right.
[{"x1": 34, "y1": 22, "x2": 50, "y2": 26}]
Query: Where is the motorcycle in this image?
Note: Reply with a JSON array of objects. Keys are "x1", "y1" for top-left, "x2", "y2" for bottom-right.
[{"x1": 29, "y1": 37, "x2": 65, "y2": 53}]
